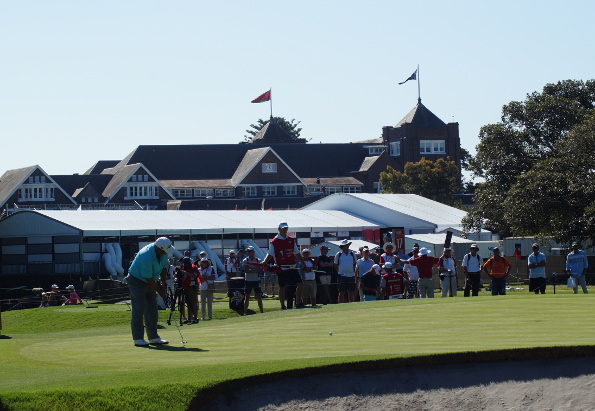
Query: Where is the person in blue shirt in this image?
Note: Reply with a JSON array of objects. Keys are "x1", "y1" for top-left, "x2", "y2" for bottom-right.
[
  {"x1": 566, "y1": 242, "x2": 589, "y2": 294},
  {"x1": 528, "y1": 243, "x2": 547, "y2": 294},
  {"x1": 127, "y1": 237, "x2": 179, "y2": 346}
]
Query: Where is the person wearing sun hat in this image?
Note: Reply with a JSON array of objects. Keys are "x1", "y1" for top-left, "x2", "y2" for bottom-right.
[
  {"x1": 126, "y1": 237, "x2": 179, "y2": 346},
  {"x1": 63, "y1": 285, "x2": 84, "y2": 305},
  {"x1": 334, "y1": 239, "x2": 358, "y2": 303},
  {"x1": 40, "y1": 284, "x2": 67, "y2": 307}
]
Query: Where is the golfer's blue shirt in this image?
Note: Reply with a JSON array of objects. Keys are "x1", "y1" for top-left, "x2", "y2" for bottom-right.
[{"x1": 128, "y1": 243, "x2": 168, "y2": 283}]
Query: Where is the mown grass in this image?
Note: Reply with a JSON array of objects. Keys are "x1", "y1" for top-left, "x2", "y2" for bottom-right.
[{"x1": 0, "y1": 290, "x2": 593, "y2": 411}]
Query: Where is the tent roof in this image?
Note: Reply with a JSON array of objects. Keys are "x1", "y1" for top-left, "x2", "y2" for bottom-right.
[
  {"x1": 1, "y1": 209, "x2": 383, "y2": 237},
  {"x1": 303, "y1": 193, "x2": 468, "y2": 232}
]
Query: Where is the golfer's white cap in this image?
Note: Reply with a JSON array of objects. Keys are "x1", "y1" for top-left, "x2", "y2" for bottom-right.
[
  {"x1": 419, "y1": 248, "x2": 431, "y2": 255},
  {"x1": 383, "y1": 262, "x2": 393, "y2": 269},
  {"x1": 66, "y1": 285, "x2": 75, "y2": 290},
  {"x1": 155, "y1": 237, "x2": 179, "y2": 257},
  {"x1": 51, "y1": 284, "x2": 59, "y2": 289},
  {"x1": 278, "y1": 221, "x2": 289, "y2": 229}
]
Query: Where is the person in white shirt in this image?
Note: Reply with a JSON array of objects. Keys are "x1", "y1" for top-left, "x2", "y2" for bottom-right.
[
  {"x1": 438, "y1": 247, "x2": 457, "y2": 297},
  {"x1": 299, "y1": 249, "x2": 318, "y2": 307},
  {"x1": 334, "y1": 240, "x2": 357, "y2": 303},
  {"x1": 462, "y1": 244, "x2": 482, "y2": 297},
  {"x1": 403, "y1": 245, "x2": 420, "y2": 298},
  {"x1": 356, "y1": 248, "x2": 375, "y2": 302},
  {"x1": 528, "y1": 243, "x2": 547, "y2": 294},
  {"x1": 225, "y1": 250, "x2": 240, "y2": 278}
]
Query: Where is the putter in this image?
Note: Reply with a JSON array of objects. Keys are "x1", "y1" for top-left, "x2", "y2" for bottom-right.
[
  {"x1": 166, "y1": 302, "x2": 187, "y2": 345},
  {"x1": 84, "y1": 297, "x2": 98, "y2": 309}
]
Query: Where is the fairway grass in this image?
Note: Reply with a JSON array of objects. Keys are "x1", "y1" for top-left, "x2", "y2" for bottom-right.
[{"x1": 1, "y1": 293, "x2": 594, "y2": 410}]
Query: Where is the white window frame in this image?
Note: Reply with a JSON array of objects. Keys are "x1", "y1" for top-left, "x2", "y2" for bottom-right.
[
  {"x1": 325, "y1": 186, "x2": 342, "y2": 194},
  {"x1": 242, "y1": 186, "x2": 258, "y2": 197},
  {"x1": 18, "y1": 185, "x2": 55, "y2": 201},
  {"x1": 283, "y1": 186, "x2": 297, "y2": 196},
  {"x1": 389, "y1": 142, "x2": 401, "y2": 156},
  {"x1": 373, "y1": 182, "x2": 381, "y2": 193},
  {"x1": 125, "y1": 184, "x2": 159, "y2": 199},
  {"x1": 420, "y1": 140, "x2": 446, "y2": 154},
  {"x1": 194, "y1": 188, "x2": 214, "y2": 198},
  {"x1": 343, "y1": 186, "x2": 362, "y2": 193},
  {"x1": 215, "y1": 188, "x2": 235, "y2": 197},
  {"x1": 262, "y1": 186, "x2": 277, "y2": 196},
  {"x1": 368, "y1": 146, "x2": 385, "y2": 155},
  {"x1": 172, "y1": 189, "x2": 193, "y2": 198}
]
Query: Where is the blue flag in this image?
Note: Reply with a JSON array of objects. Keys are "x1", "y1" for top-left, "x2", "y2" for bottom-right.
[{"x1": 399, "y1": 70, "x2": 417, "y2": 85}]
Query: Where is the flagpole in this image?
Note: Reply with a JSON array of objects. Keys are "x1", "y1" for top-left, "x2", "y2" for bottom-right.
[
  {"x1": 417, "y1": 64, "x2": 421, "y2": 103},
  {"x1": 269, "y1": 88, "x2": 273, "y2": 119}
]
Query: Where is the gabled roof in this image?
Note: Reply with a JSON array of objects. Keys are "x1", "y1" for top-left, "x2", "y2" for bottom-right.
[
  {"x1": 0, "y1": 165, "x2": 77, "y2": 208},
  {"x1": 230, "y1": 147, "x2": 269, "y2": 186},
  {"x1": 52, "y1": 174, "x2": 112, "y2": 200},
  {"x1": 83, "y1": 160, "x2": 120, "y2": 175},
  {"x1": 112, "y1": 143, "x2": 396, "y2": 183},
  {"x1": 395, "y1": 101, "x2": 446, "y2": 127},
  {"x1": 0, "y1": 165, "x2": 37, "y2": 208},
  {"x1": 358, "y1": 154, "x2": 382, "y2": 172},
  {"x1": 100, "y1": 164, "x2": 175, "y2": 201},
  {"x1": 231, "y1": 147, "x2": 306, "y2": 187},
  {"x1": 251, "y1": 119, "x2": 305, "y2": 144}
]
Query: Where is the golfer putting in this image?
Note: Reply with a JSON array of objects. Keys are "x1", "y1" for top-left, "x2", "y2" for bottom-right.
[{"x1": 127, "y1": 237, "x2": 181, "y2": 347}]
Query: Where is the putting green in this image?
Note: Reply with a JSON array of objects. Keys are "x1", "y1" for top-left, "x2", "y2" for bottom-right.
[{"x1": 1, "y1": 294, "x2": 593, "y2": 395}]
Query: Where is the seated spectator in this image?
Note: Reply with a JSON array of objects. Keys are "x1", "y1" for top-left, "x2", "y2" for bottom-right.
[
  {"x1": 380, "y1": 262, "x2": 408, "y2": 300},
  {"x1": 63, "y1": 285, "x2": 84, "y2": 305},
  {"x1": 359, "y1": 264, "x2": 382, "y2": 301},
  {"x1": 40, "y1": 284, "x2": 67, "y2": 307}
]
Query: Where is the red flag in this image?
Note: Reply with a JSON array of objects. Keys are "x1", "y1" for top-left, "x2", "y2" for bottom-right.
[{"x1": 251, "y1": 90, "x2": 271, "y2": 103}]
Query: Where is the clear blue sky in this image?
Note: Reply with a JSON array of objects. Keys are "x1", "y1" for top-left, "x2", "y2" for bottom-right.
[{"x1": 1, "y1": 1, "x2": 593, "y2": 177}]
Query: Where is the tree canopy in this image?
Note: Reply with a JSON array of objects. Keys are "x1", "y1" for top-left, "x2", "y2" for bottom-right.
[
  {"x1": 243, "y1": 117, "x2": 302, "y2": 143},
  {"x1": 464, "y1": 79, "x2": 595, "y2": 246},
  {"x1": 379, "y1": 157, "x2": 462, "y2": 207}
]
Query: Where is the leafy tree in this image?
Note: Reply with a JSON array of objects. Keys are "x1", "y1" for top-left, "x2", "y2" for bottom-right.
[
  {"x1": 243, "y1": 117, "x2": 303, "y2": 143},
  {"x1": 379, "y1": 157, "x2": 462, "y2": 207},
  {"x1": 502, "y1": 112, "x2": 595, "y2": 245},
  {"x1": 460, "y1": 147, "x2": 472, "y2": 171},
  {"x1": 464, "y1": 79, "x2": 595, "y2": 243}
]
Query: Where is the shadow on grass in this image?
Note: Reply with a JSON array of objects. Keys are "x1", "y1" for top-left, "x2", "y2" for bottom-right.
[{"x1": 0, "y1": 335, "x2": 12, "y2": 339}]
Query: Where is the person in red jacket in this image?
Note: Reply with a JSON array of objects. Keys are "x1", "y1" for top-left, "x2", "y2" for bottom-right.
[
  {"x1": 403, "y1": 248, "x2": 439, "y2": 298},
  {"x1": 177, "y1": 257, "x2": 199, "y2": 324},
  {"x1": 263, "y1": 222, "x2": 307, "y2": 310},
  {"x1": 380, "y1": 262, "x2": 408, "y2": 299}
]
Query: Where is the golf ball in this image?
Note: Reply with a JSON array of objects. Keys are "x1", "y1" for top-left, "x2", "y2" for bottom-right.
[{"x1": 329, "y1": 332, "x2": 332, "y2": 335}]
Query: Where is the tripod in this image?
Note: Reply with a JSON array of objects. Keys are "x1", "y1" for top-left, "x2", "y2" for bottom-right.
[{"x1": 166, "y1": 285, "x2": 186, "y2": 326}]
